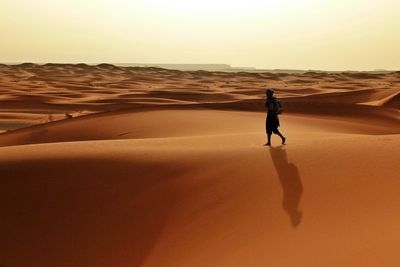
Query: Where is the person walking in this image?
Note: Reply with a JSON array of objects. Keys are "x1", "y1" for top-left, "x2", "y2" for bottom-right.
[{"x1": 265, "y1": 88, "x2": 286, "y2": 146}]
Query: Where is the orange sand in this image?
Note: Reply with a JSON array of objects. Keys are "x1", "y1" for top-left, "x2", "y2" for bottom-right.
[{"x1": 0, "y1": 64, "x2": 399, "y2": 267}]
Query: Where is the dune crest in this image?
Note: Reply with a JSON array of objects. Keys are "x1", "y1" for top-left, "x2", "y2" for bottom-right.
[
  {"x1": 0, "y1": 64, "x2": 399, "y2": 266},
  {"x1": 0, "y1": 64, "x2": 398, "y2": 131}
]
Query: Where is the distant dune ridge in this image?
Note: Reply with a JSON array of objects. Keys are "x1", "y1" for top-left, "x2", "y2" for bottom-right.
[
  {"x1": 0, "y1": 63, "x2": 398, "y2": 131},
  {"x1": 0, "y1": 63, "x2": 399, "y2": 267}
]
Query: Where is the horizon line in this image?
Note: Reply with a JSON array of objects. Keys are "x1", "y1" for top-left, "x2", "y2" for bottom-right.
[{"x1": 1, "y1": 62, "x2": 398, "y2": 72}]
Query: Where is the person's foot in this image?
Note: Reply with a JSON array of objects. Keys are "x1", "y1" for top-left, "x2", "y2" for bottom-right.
[
  {"x1": 265, "y1": 142, "x2": 271, "y2": 146},
  {"x1": 282, "y1": 137, "x2": 286, "y2": 145}
]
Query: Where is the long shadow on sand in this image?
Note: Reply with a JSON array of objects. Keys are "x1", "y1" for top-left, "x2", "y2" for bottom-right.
[
  {"x1": 269, "y1": 146, "x2": 303, "y2": 228},
  {"x1": 0, "y1": 157, "x2": 179, "y2": 267}
]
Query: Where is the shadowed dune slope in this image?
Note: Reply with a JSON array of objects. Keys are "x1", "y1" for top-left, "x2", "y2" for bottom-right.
[
  {"x1": 0, "y1": 64, "x2": 399, "y2": 131},
  {"x1": 1, "y1": 130, "x2": 400, "y2": 267},
  {"x1": 1, "y1": 64, "x2": 399, "y2": 267}
]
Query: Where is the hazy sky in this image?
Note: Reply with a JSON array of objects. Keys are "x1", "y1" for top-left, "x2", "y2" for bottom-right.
[{"x1": 1, "y1": 0, "x2": 399, "y2": 70}]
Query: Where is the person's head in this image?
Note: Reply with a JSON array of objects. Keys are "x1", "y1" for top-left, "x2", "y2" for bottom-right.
[{"x1": 266, "y1": 88, "x2": 274, "y2": 98}]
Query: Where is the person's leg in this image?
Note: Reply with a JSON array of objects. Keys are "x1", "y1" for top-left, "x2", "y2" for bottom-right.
[
  {"x1": 273, "y1": 129, "x2": 286, "y2": 144},
  {"x1": 266, "y1": 133, "x2": 272, "y2": 145},
  {"x1": 265, "y1": 116, "x2": 271, "y2": 145}
]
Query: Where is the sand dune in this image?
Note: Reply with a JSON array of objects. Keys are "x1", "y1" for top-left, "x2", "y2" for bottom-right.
[
  {"x1": 0, "y1": 64, "x2": 399, "y2": 267},
  {"x1": 0, "y1": 64, "x2": 398, "y2": 131},
  {"x1": 0, "y1": 108, "x2": 399, "y2": 147},
  {"x1": 1, "y1": 113, "x2": 399, "y2": 267},
  {"x1": 380, "y1": 91, "x2": 400, "y2": 107}
]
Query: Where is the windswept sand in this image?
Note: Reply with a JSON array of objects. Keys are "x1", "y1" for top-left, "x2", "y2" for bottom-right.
[
  {"x1": 0, "y1": 64, "x2": 399, "y2": 267},
  {"x1": 0, "y1": 63, "x2": 399, "y2": 131}
]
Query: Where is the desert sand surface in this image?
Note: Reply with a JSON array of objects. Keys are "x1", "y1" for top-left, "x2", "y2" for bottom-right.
[
  {"x1": 0, "y1": 64, "x2": 399, "y2": 267},
  {"x1": 0, "y1": 63, "x2": 399, "y2": 132}
]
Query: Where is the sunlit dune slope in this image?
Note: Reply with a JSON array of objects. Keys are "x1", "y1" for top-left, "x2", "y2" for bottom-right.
[
  {"x1": 0, "y1": 108, "x2": 399, "y2": 147},
  {"x1": 1, "y1": 123, "x2": 399, "y2": 267},
  {"x1": 0, "y1": 64, "x2": 399, "y2": 267},
  {"x1": 0, "y1": 64, "x2": 399, "y2": 131}
]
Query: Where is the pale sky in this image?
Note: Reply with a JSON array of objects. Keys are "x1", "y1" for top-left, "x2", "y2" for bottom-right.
[{"x1": 1, "y1": 0, "x2": 399, "y2": 70}]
